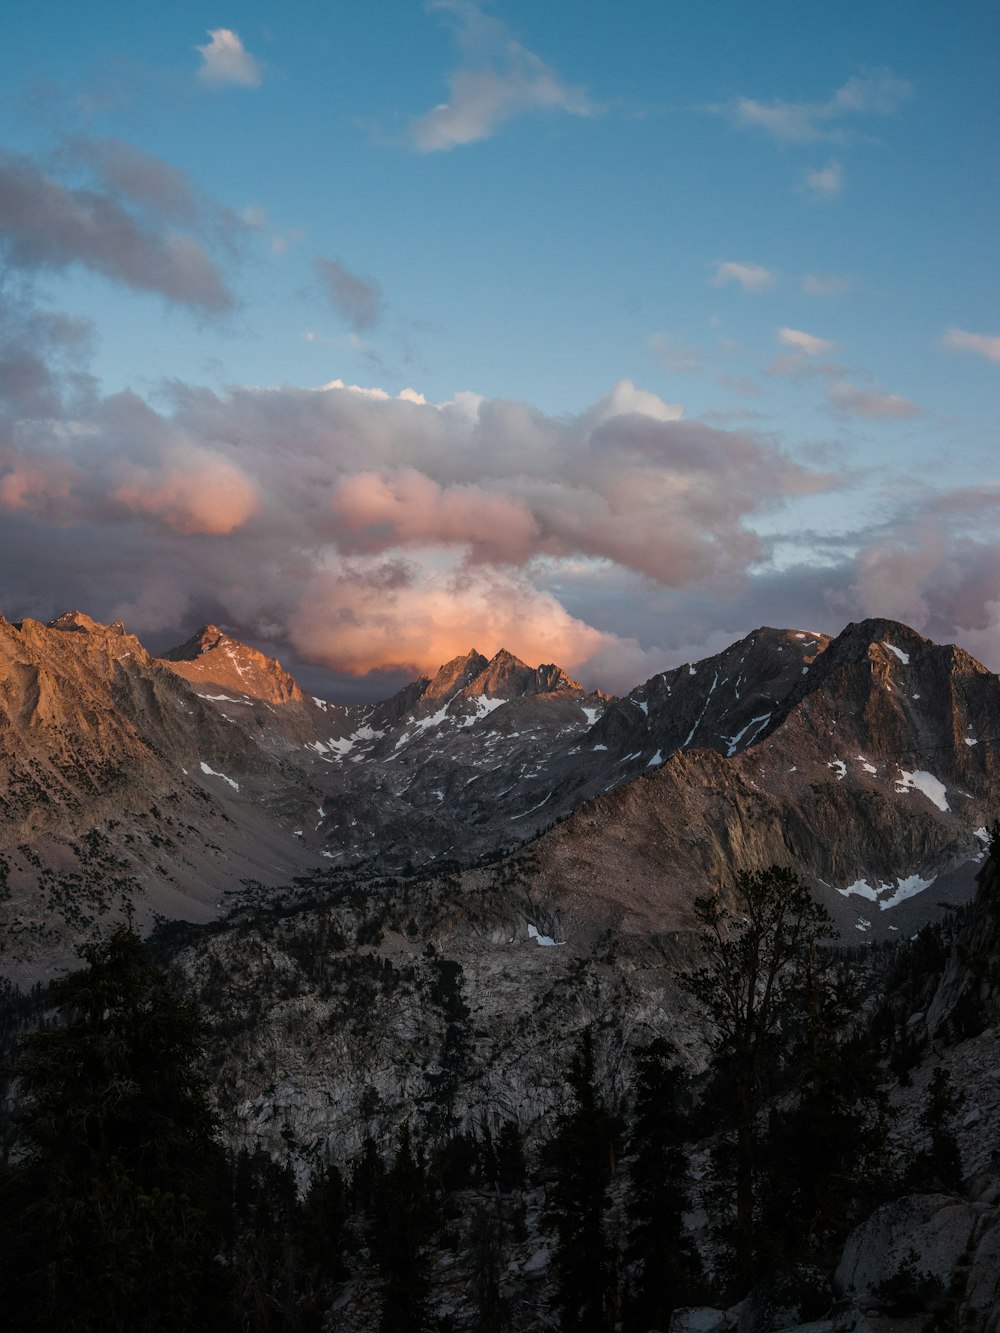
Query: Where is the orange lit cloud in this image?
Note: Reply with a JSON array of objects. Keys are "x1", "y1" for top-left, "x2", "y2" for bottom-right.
[
  {"x1": 0, "y1": 458, "x2": 78, "y2": 515},
  {"x1": 288, "y1": 554, "x2": 611, "y2": 678},
  {"x1": 112, "y1": 448, "x2": 259, "y2": 534},
  {"x1": 330, "y1": 468, "x2": 541, "y2": 563}
]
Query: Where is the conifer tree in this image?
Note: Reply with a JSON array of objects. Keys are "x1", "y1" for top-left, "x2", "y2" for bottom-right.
[
  {"x1": 622, "y1": 1038, "x2": 702, "y2": 1332},
  {"x1": 679, "y1": 866, "x2": 831, "y2": 1287},
  {"x1": 910, "y1": 1066, "x2": 964, "y2": 1192},
  {"x1": 547, "y1": 1028, "x2": 621, "y2": 1332},
  {"x1": 0, "y1": 926, "x2": 229, "y2": 1331},
  {"x1": 369, "y1": 1123, "x2": 438, "y2": 1333}
]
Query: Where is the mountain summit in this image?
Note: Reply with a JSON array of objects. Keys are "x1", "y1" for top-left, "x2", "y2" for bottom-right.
[{"x1": 160, "y1": 625, "x2": 306, "y2": 705}]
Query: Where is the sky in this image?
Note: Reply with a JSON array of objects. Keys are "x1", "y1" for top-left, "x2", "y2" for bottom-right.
[{"x1": 0, "y1": 1, "x2": 998, "y2": 700}]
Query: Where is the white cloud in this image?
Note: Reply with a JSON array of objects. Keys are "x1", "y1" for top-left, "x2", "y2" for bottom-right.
[
  {"x1": 588, "y1": 379, "x2": 683, "y2": 425},
  {"x1": 777, "y1": 327, "x2": 835, "y2": 357},
  {"x1": 711, "y1": 261, "x2": 776, "y2": 293},
  {"x1": 802, "y1": 273, "x2": 852, "y2": 297},
  {"x1": 828, "y1": 381, "x2": 922, "y2": 420},
  {"x1": 410, "y1": 3, "x2": 597, "y2": 150},
  {"x1": 649, "y1": 334, "x2": 701, "y2": 374},
  {"x1": 729, "y1": 69, "x2": 911, "y2": 144},
  {"x1": 942, "y1": 328, "x2": 1000, "y2": 364},
  {"x1": 196, "y1": 29, "x2": 262, "y2": 89},
  {"x1": 802, "y1": 160, "x2": 844, "y2": 200}
]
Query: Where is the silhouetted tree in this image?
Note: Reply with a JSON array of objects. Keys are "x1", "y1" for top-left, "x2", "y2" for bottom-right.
[
  {"x1": 622, "y1": 1038, "x2": 702, "y2": 1331},
  {"x1": 369, "y1": 1124, "x2": 438, "y2": 1332},
  {"x1": 547, "y1": 1028, "x2": 621, "y2": 1332},
  {"x1": 0, "y1": 926, "x2": 230, "y2": 1331},
  {"x1": 680, "y1": 866, "x2": 832, "y2": 1287},
  {"x1": 910, "y1": 1067, "x2": 964, "y2": 1192}
]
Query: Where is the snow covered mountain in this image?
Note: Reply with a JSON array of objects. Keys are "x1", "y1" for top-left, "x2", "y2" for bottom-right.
[{"x1": 2, "y1": 608, "x2": 999, "y2": 973}]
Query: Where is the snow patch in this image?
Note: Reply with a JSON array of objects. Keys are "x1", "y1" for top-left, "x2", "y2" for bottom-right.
[
  {"x1": 828, "y1": 760, "x2": 847, "y2": 781},
  {"x1": 635, "y1": 699, "x2": 649, "y2": 716},
  {"x1": 683, "y1": 670, "x2": 719, "y2": 747},
  {"x1": 856, "y1": 754, "x2": 877, "y2": 774},
  {"x1": 510, "y1": 791, "x2": 553, "y2": 821},
  {"x1": 895, "y1": 768, "x2": 949, "y2": 811},
  {"x1": 965, "y1": 737, "x2": 978, "y2": 747},
  {"x1": 581, "y1": 706, "x2": 601, "y2": 726},
  {"x1": 592, "y1": 743, "x2": 608, "y2": 752},
  {"x1": 199, "y1": 761, "x2": 239, "y2": 791},
  {"x1": 837, "y1": 873, "x2": 935, "y2": 911},
  {"x1": 647, "y1": 749, "x2": 663, "y2": 768},
  {"x1": 974, "y1": 827, "x2": 990, "y2": 843},
  {"x1": 197, "y1": 692, "x2": 250, "y2": 704},
  {"x1": 527, "y1": 924, "x2": 564, "y2": 948},
  {"x1": 725, "y1": 712, "x2": 771, "y2": 757},
  {"x1": 882, "y1": 641, "x2": 910, "y2": 664}
]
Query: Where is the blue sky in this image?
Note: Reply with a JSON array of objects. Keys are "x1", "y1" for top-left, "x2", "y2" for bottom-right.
[{"x1": 0, "y1": 1, "x2": 997, "y2": 697}]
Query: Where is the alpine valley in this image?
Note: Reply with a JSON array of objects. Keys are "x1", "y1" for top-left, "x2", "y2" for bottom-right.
[
  {"x1": 0, "y1": 610, "x2": 996, "y2": 975},
  {"x1": 3, "y1": 609, "x2": 1000, "y2": 1332}
]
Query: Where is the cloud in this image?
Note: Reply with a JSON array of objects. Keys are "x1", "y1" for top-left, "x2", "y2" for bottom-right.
[
  {"x1": 0, "y1": 151, "x2": 234, "y2": 313},
  {"x1": 942, "y1": 328, "x2": 1000, "y2": 365},
  {"x1": 0, "y1": 334, "x2": 837, "y2": 688},
  {"x1": 711, "y1": 261, "x2": 776, "y2": 293},
  {"x1": 802, "y1": 273, "x2": 852, "y2": 297},
  {"x1": 649, "y1": 334, "x2": 701, "y2": 374},
  {"x1": 289, "y1": 554, "x2": 611, "y2": 679},
  {"x1": 111, "y1": 446, "x2": 261, "y2": 535},
  {"x1": 801, "y1": 160, "x2": 843, "y2": 200},
  {"x1": 195, "y1": 29, "x2": 262, "y2": 89},
  {"x1": 70, "y1": 138, "x2": 202, "y2": 224},
  {"x1": 410, "y1": 1, "x2": 597, "y2": 150},
  {"x1": 315, "y1": 258, "x2": 383, "y2": 332},
  {"x1": 777, "y1": 327, "x2": 835, "y2": 357},
  {"x1": 727, "y1": 69, "x2": 912, "y2": 144},
  {"x1": 828, "y1": 381, "x2": 922, "y2": 420}
]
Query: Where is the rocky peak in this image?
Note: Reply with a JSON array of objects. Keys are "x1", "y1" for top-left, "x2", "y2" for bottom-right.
[
  {"x1": 423, "y1": 650, "x2": 490, "y2": 702},
  {"x1": 159, "y1": 625, "x2": 305, "y2": 705},
  {"x1": 467, "y1": 649, "x2": 589, "y2": 701},
  {"x1": 49, "y1": 610, "x2": 127, "y2": 636}
]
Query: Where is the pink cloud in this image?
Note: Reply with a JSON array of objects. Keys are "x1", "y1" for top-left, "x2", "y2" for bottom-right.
[
  {"x1": 289, "y1": 555, "x2": 611, "y2": 678},
  {"x1": 112, "y1": 449, "x2": 260, "y2": 535},
  {"x1": 330, "y1": 468, "x2": 541, "y2": 563}
]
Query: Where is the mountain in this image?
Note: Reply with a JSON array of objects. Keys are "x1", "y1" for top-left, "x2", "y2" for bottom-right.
[
  {"x1": 2, "y1": 608, "x2": 1000, "y2": 975},
  {"x1": 160, "y1": 623, "x2": 307, "y2": 704},
  {"x1": 514, "y1": 617, "x2": 1000, "y2": 942}
]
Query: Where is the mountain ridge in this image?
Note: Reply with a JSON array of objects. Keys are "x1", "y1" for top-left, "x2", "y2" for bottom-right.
[{"x1": 2, "y1": 607, "x2": 999, "y2": 976}]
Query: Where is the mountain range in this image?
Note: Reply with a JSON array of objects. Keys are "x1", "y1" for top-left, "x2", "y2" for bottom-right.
[{"x1": 1, "y1": 607, "x2": 999, "y2": 977}]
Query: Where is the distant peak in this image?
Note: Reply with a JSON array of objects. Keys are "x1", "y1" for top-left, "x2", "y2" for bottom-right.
[{"x1": 49, "y1": 610, "x2": 126, "y2": 636}]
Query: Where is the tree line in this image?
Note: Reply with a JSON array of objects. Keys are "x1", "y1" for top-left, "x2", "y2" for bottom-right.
[{"x1": 0, "y1": 865, "x2": 969, "y2": 1330}]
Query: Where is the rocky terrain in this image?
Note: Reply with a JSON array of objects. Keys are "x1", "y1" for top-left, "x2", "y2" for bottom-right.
[
  {"x1": 2, "y1": 609, "x2": 1000, "y2": 976},
  {"x1": 3, "y1": 604, "x2": 1000, "y2": 1329}
]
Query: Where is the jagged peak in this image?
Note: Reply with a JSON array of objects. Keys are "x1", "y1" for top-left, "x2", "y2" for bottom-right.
[
  {"x1": 424, "y1": 649, "x2": 490, "y2": 700},
  {"x1": 159, "y1": 623, "x2": 305, "y2": 704},
  {"x1": 49, "y1": 610, "x2": 127, "y2": 636}
]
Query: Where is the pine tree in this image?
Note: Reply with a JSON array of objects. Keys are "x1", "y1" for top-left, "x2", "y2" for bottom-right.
[
  {"x1": 622, "y1": 1038, "x2": 702, "y2": 1332},
  {"x1": 0, "y1": 926, "x2": 230, "y2": 1331},
  {"x1": 547, "y1": 1028, "x2": 621, "y2": 1333},
  {"x1": 679, "y1": 866, "x2": 832, "y2": 1287},
  {"x1": 369, "y1": 1123, "x2": 439, "y2": 1333},
  {"x1": 910, "y1": 1067, "x2": 964, "y2": 1192}
]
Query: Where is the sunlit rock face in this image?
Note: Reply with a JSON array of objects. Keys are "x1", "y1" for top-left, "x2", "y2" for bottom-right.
[{"x1": 2, "y1": 609, "x2": 1000, "y2": 977}]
